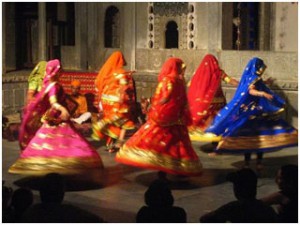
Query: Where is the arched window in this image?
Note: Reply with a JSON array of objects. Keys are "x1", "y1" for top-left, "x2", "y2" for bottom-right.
[
  {"x1": 165, "y1": 21, "x2": 178, "y2": 49},
  {"x1": 104, "y1": 6, "x2": 120, "y2": 48}
]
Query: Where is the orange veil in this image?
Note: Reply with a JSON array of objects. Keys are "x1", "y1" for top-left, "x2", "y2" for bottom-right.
[{"x1": 95, "y1": 51, "x2": 126, "y2": 95}]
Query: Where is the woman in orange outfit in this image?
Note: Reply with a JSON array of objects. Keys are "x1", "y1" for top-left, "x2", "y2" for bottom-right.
[{"x1": 92, "y1": 51, "x2": 136, "y2": 152}]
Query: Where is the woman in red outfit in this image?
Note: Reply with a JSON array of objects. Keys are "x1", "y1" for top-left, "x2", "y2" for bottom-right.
[
  {"x1": 187, "y1": 54, "x2": 238, "y2": 142},
  {"x1": 116, "y1": 58, "x2": 202, "y2": 176}
]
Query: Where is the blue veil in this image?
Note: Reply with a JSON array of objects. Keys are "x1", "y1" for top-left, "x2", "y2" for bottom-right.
[{"x1": 206, "y1": 57, "x2": 285, "y2": 137}]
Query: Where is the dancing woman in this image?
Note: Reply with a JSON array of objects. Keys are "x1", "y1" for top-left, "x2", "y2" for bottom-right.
[
  {"x1": 188, "y1": 54, "x2": 238, "y2": 142},
  {"x1": 10, "y1": 59, "x2": 103, "y2": 175},
  {"x1": 205, "y1": 57, "x2": 298, "y2": 167},
  {"x1": 19, "y1": 61, "x2": 47, "y2": 148},
  {"x1": 116, "y1": 58, "x2": 202, "y2": 176},
  {"x1": 92, "y1": 51, "x2": 136, "y2": 152}
]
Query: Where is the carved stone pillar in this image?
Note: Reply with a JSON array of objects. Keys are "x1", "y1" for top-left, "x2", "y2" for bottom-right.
[
  {"x1": 207, "y1": 2, "x2": 222, "y2": 53},
  {"x1": 259, "y1": 3, "x2": 271, "y2": 50},
  {"x1": 38, "y1": 2, "x2": 47, "y2": 60},
  {"x1": 2, "y1": 3, "x2": 6, "y2": 74}
]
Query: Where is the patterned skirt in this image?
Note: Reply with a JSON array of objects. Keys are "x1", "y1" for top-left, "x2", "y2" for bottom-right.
[
  {"x1": 92, "y1": 102, "x2": 135, "y2": 141},
  {"x1": 189, "y1": 99, "x2": 226, "y2": 142},
  {"x1": 116, "y1": 120, "x2": 202, "y2": 176},
  {"x1": 9, "y1": 122, "x2": 103, "y2": 175},
  {"x1": 215, "y1": 117, "x2": 298, "y2": 154}
]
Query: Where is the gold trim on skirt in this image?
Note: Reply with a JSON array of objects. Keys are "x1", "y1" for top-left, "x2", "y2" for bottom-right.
[
  {"x1": 189, "y1": 128, "x2": 222, "y2": 142},
  {"x1": 217, "y1": 130, "x2": 298, "y2": 151},
  {"x1": 116, "y1": 145, "x2": 202, "y2": 175},
  {"x1": 9, "y1": 157, "x2": 103, "y2": 175}
]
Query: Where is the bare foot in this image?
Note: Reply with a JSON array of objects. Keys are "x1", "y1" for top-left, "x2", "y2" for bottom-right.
[{"x1": 108, "y1": 146, "x2": 119, "y2": 153}]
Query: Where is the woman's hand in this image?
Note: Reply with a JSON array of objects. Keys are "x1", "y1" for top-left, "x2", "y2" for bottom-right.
[{"x1": 263, "y1": 92, "x2": 273, "y2": 101}]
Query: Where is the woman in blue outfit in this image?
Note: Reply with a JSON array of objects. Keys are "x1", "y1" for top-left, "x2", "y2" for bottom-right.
[{"x1": 205, "y1": 57, "x2": 298, "y2": 169}]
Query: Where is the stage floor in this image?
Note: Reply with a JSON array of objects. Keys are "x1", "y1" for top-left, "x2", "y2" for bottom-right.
[{"x1": 2, "y1": 138, "x2": 298, "y2": 222}]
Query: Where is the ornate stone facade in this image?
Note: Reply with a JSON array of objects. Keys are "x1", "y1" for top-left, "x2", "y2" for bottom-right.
[{"x1": 2, "y1": 2, "x2": 298, "y2": 127}]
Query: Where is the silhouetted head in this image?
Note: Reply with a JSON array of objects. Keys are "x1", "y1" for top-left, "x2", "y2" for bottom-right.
[
  {"x1": 11, "y1": 187, "x2": 33, "y2": 212},
  {"x1": 227, "y1": 168, "x2": 257, "y2": 200},
  {"x1": 276, "y1": 164, "x2": 298, "y2": 194},
  {"x1": 39, "y1": 173, "x2": 65, "y2": 203},
  {"x1": 145, "y1": 179, "x2": 174, "y2": 207}
]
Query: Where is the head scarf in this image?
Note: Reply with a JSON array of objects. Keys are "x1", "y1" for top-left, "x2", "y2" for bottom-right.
[
  {"x1": 95, "y1": 51, "x2": 126, "y2": 95},
  {"x1": 157, "y1": 57, "x2": 184, "y2": 82},
  {"x1": 149, "y1": 57, "x2": 191, "y2": 125},
  {"x1": 187, "y1": 54, "x2": 223, "y2": 126},
  {"x1": 206, "y1": 57, "x2": 285, "y2": 136},
  {"x1": 71, "y1": 80, "x2": 81, "y2": 87},
  {"x1": 28, "y1": 61, "x2": 47, "y2": 81},
  {"x1": 43, "y1": 59, "x2": 61, "y2": 85},
  {"x1": 28, "y1": 61, "x2": 47, "y2": 91}
]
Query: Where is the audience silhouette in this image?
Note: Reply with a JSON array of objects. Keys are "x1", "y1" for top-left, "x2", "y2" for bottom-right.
[
  {"x1": 200, "y1": 168, "x2": 278, "y2": 223},
  {"x1": 4, "y1": 187, "x2": 34, "y2": 222},
  {"x1": 21, "y1": 173, "x2": 104, "y2": 223},
  {"x1": 136, "y1": 179, "x2": 187, "y2": 223},
  {"x1": 2, "y1": 182, "x2": 13, "y2": 222},
  {"x1": 261, "y1": 164, "x2": 298, "y2": 223}
]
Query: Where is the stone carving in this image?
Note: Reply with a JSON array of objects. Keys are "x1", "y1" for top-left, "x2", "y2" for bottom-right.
[
  {"x1": 147, "y1": 3, "x2": 154, "y2": 49},
  {"x1": 153, "y1": 3, "x2": 188, "y2": 16},
  {"x1": 147, "y1": 2, "x2": 191, "y2": 49},
  {"x1": 279, "y1": 4, "x2": 288, "y2": 50},
  {"x1": 187, "y1": 3, "x2": 195, "y2": 49}
]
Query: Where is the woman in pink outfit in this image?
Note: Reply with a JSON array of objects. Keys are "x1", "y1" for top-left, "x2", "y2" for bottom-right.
[{"x1": 10, "y1": 59, "x2": 103, "y2": 175}]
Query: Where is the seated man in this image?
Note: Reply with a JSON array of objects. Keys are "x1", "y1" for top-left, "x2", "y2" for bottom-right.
[{"x1": 69, "y1": 80, "x2": 92, "y2": 124}]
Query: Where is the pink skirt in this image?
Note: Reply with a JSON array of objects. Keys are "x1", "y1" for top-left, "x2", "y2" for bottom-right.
[{"x1": 9, "y1": 122, "x2": 103, "y2": 175}]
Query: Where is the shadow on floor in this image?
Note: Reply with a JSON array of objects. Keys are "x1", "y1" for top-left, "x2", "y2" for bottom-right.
[
  {"x1": 196, "y1": 142, "x2": 218, "y2": 153},
  {"x1": 95, "y1": 206, "x2": 137, "y2": 223},
  {"x1": 77, "y1": 201, "x2": 137, "y2": 223},
  {"x1": 13, "y1": 163, "x2": 144, "y2": 192},
  {"x1": 13, "y1": 171, "x2": 104, "y2": 192},
  {"x1": 89, "y1": 139, "x2": 106, "y2": 149},
  {"x1": 134, "y1": 167, "x2": 236, "y2": 190}
]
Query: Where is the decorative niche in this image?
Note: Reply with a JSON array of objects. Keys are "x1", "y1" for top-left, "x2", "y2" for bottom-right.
[{"x1": 147, "y1": 2, "x2": 195, "y2": 49}]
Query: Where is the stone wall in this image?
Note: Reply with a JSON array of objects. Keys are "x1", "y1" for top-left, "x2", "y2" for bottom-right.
[
  {"x1": 2, "y1": 71, "x2": 29, "y2": 115},
  {"x1": 2, "y1": 2, "x2": 298, "y2": 128},
  {"x1": 273, "y1": 3, "x2": 298, "y2": 51}
]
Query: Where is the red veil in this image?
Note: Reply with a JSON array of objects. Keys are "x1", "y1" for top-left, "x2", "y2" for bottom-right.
[
  {"x1": 149, "y1": 58, "x2": 189, "y2": 126},
  {"x1": 157, "y1": 57, "x2": 184, "y2": 82},
  {"x1": 187, "y1": 54, "x2": 223, "y2": 127}
]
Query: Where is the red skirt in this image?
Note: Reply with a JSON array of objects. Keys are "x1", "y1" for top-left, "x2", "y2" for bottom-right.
[{"x1": 116, "y1": 120, "x2": 202, "y2": 176}]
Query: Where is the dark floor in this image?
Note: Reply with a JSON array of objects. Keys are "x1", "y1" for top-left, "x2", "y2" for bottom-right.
[{"x1": 2, "y1": 138, "x2": 298, "y2": 222}]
